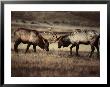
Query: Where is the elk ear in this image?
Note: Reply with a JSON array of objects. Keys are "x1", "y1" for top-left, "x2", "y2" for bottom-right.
[
  {"x1": 42, "y1": 39, "x2": 48, "y2": 44},
  {"x1": 54, "y1": 36, "x2": 62, "y2": 42},
  {"x1": 44, "y1": 39, "x2": 48, "y2": 43},
  {"x1": 42, "y1": 39, "x2": 45, "y2": 44}
]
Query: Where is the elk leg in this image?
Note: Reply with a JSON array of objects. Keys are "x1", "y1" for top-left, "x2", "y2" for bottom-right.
[
  {"x1": 33, "y1": 45, "x2": 36, "y2": 52},
  {"x1": 25, "y1": 44, "x2": 31, "y2": 53},
  {"x1": 89, "y1": 46, "x2": 95, "y2": 58},
  {"x1": 70, "y1": 44, "x2": 75, "y2": 55},
  {"x1": 76, "y1": 44, "x2": 79, "y2": 56},
  {"x1": 95, "y1": 45, "x2": 100, "y2": 58},
  {"x1": 14, "y1": 40, "x2": 21, "y2": 53}
]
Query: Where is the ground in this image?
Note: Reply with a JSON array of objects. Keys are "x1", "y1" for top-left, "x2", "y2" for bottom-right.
[{"x1": 11, "y1": 22, "x2": 100, "y2": 77}]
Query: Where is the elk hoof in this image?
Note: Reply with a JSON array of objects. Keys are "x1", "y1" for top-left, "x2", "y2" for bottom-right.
[
  {"x1": 76, "y1": 54, "x2": 80, "y2": 57},
  {"x1": 89, "y1": 55, "x2": 92, "y2": 58}
]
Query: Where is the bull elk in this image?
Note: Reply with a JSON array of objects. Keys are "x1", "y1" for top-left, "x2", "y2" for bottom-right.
[
  {"x1": 56, "y1": 29, "x2": 100, "y2": 58},
  {"x1": 14, "y1": 28, "x2": 49, "y2": 53}
]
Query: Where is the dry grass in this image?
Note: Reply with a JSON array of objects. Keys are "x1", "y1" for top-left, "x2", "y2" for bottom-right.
[
  {"x1": 11, "y1": 43, "x2": 100, "y2": 77},
  {"x1": 11, "y1": 23, "x2": 100, "y2": 77},
  {"x1": 11, "y1": 50, "x2": 100, "y2": 77}
]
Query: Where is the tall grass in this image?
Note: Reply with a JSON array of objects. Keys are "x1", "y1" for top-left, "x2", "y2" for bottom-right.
[
  {"x1": 11, "y1": 49, "x2": 100, "y2": 77},
  {"x1": 11, "y1": 23, "x2": 100, "y2": 77}
]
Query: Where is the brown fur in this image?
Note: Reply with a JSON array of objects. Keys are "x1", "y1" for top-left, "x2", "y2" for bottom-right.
[{"x1": 14, "y1": 28, "x2": 49, "y2": 53}]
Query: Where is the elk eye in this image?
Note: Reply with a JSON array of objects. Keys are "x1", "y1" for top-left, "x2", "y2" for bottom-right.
[{"x1": 53, "y1": 36, "x2": 54, "y2": 37}]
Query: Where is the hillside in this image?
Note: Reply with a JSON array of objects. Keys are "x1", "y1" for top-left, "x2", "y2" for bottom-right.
[{"x1": 11, "y1": 11, "x2": 100, "y2": 27}]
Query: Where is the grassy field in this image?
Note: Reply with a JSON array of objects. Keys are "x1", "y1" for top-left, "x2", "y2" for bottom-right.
[
  {"x1": 11, "y1": 22, "x2": 100, "y2": 77},
  {"x1": 11, "y1": 47, "x2": 100, "y2": 77}
]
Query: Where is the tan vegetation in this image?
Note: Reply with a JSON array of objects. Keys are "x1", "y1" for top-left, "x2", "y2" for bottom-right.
[
  {"x1": 11, "y1": 24, "x2": 100, "y2": 77},
  {"x1": 11, "y1": 11, "x2": 100, "y2": 77},
  {"x1": 11, "y1": 48, "x2": 100, "y2": 77}
]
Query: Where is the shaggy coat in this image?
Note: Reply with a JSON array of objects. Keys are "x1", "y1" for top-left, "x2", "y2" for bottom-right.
[{"x1": 14, "y1": 28, "x2": 49, "y2": 53}]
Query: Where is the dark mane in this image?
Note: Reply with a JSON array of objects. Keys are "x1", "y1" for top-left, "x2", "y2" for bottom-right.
[{"x1": 60, "y1": 35, "x2": 69, "y2": 40}]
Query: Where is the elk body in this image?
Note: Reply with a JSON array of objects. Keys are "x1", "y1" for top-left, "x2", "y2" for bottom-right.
[
  {"x1": 14, "y1": 28, "x2": 49, "y2": 53},
  {"x1": 56, "y1": 29, "x2": 100, "y2": 58}
]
